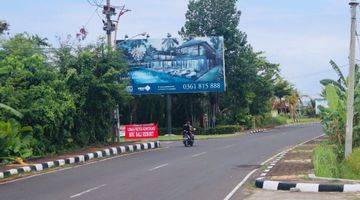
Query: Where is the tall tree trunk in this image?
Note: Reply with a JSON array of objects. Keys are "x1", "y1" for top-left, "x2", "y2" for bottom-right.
[{"x1": 210, "y1": 93, "x2": 218, "y2": 128}]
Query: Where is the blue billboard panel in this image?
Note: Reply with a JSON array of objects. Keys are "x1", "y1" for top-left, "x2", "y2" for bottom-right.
[{"x1": 117, "y1": 37, "x2": 225, "y2": 94}]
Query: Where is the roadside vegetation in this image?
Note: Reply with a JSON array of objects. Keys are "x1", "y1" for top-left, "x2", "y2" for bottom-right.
[
  {"x1": 315, "y1": 60, "x2": 360, "y2": 180},
  {"x1": 0, "y1": 0, "x2": 317, "y2": 164}
]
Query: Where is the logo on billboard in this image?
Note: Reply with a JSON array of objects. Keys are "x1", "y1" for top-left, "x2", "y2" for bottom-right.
[
  {"x1": 117, "y1": 36, "x2": 225, "y2": 94},
  {"x1": 138, "y1": 85, "x2": 151, "y2": 92}
]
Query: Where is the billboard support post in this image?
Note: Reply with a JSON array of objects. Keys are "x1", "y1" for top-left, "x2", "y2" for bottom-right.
[{"x1": 166, "y1": 94, "x2": 172, "y2": 135}]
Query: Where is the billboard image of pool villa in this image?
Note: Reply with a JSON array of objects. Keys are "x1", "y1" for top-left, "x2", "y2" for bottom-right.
[{"x1": 117, "y1": 36, "x2": 225, "y2": 94}]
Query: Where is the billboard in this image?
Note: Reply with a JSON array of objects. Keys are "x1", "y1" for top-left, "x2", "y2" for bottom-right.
[{"x1": 117, "y1": 36, "x2": 225, "y2": 94}]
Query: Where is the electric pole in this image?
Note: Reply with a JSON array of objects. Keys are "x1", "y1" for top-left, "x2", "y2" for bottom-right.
[
  {"x1": 345, "y1": 1, "x2": 358, "y2": 158},
  {"x1": 103, "y1": 0, "x2": 115, "y2": 47},
  {"x1": 102, "y1": 0, "x2": 118, "y2": 141}
]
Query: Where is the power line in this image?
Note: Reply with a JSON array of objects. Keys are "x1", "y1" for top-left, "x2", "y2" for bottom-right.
[
  {"x1": 84, "y1": 5, "x2": 100, "y2": 27},
  {"x1": 285, "y1": 63, "x2": 349, "y2": 80},
  {"x1": 86, "y1": 0, "x2": 102, "y2": 7}
]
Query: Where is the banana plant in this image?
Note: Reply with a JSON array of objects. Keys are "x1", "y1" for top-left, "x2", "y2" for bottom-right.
[
  {"x1": 0, "y1": 119, "x2": 33, "y2": 163},
  {"x1": 320, "y1": 60, "x2": 360, "y2": 153},
  {"x1": 0, "y1": 104, "x2": 32, "y2": 163}
]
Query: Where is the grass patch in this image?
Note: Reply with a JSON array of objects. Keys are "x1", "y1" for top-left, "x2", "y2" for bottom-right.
[
  {"x1": 157, "y1": 133, "x2": 243, "y2": 141},
  {"x1": 313, "y1": 144, "x2": 360, "y2": 180},
  {"x1": 286, "y1": 117, "x2": 320, "y2": 124},
  {"x1": 313, "y1": 144, "x2": 339, "y2": 178}
]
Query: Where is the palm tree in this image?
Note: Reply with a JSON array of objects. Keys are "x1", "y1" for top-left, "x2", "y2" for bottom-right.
[
  {"x1": 162, "y1": 33, "x2": 179, "y2": 51},
  {"x1": 286, "y1": 91, "x2": 300, "y2": 123}
]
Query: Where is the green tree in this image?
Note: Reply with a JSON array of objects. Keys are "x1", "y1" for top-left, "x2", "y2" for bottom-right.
[
  {"x1": 53, "y1": 40, "x2": 130, "y2": 145},
  {"x1": 0, "y1": 33, "x2": 76, "y2": 154},
  {"x1": 180, "y1": 0, "x2": 280, "y2": 127}
]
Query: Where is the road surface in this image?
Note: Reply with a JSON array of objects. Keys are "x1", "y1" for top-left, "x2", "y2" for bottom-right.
[{"x1": 0, "y1": 124, "x2": 322, "y2": 200}]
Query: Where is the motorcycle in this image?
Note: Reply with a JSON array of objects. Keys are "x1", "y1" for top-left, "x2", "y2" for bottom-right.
[{"x1": 183, "y1": 129, "x2": 195, "y2": 147}]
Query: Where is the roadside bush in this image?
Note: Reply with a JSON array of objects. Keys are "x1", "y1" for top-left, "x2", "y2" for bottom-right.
[
  {"x1": 313, "y1": 144, "x2": 340, "y2": 178},
  {"x1": 0, "y1": 119, "x2": 33, "y2": 162},
  {"x1": 346, "y1": 147, "x2": 360, "y2": 175},
  {"x1": 258, "y1": 114, "x2": 287, "y2": 127}
]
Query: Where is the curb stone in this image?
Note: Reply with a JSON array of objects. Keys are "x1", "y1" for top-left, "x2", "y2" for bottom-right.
[
  {"x1": 0, "y1": 141, "x2": 160, "y2": 179},
  {"x1": 248, "y1": 122, "x2": 320, "y2": 135},
  {"x1": 278, "y1": 122, "x2": 320, "y2": 128},
  {"x1": 255, "y1": 179, "x2": 360, "y2": 192},
  {"x1": 248, "y1": 129, "x2": 267, "y2": 135},
  {"x1": 254, "y1": 134, "x2": 360, "y2": 192}
]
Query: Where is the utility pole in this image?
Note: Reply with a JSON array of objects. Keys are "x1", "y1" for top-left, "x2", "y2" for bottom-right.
[
  {"x1": 166, "y1": 94, "x2": 172, "y2": 135},
  {"x1": 103, "y1": 0, "x2": 118, "y2": 141},
  {"x1": 103, "y1": 0, "x2": 115, "y2": 48},
  {"x1": 166, "y1": 33, "x2": 172, "y2": 135},
  {"x1": 345, "y1": 1, "x2": 358, "y2": 158}
]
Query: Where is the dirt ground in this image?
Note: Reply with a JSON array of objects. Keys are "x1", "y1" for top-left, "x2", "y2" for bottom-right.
[{"x1": 266, "y1": 138, "x2": 321, "y2": 182}]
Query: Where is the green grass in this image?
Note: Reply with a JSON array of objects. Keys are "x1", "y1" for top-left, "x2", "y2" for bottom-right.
[
  {"x1": 286, "y1": 117, "x2": 320, "y2": 124},
  {"x1": 313, "y1": 144, "x2": 340, "y2": 178},
  {"x1": 157, "y1": 133, "x2": 244, "y2": 141},
  {"x1": 340, "y1": 162, "x2": 360, "y2": 180},
  {"x1": 313, "y1": 144, "x2": 360, "y2": 180}
]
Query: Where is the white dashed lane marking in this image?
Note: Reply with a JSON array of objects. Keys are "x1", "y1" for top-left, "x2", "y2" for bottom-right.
[{"x1": 148, "y1": 163, "x2": 169, "y2": 171}]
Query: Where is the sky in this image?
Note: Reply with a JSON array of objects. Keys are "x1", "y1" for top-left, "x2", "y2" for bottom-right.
[{"x1": 0, "y1": 0, "x2": 353, "y2": 97}]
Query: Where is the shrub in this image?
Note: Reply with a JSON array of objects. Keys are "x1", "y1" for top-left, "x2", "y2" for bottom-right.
[
  {"x1": 259, "y1": 114, "x2": 287, "y2": 127},
  {"x1": 0, "y1": 119, "x2": 33, "y2": 163},
  {"x1": 313, "y1": 144, "x2": 340, "y2": 178},
  {"x1": 346, "y1": 147, "x2": 360, "y2": 175}
]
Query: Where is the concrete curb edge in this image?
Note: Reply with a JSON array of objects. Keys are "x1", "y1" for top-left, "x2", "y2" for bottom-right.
[
  {"x1": 0, "y1": 141, "x2": 161, "y2": 179},
  {"x1": 255, "y1": 179, "x2": 360, "y2": 192},
  {"x1": 254, "y1": 134, "x2": 360, "y2": 193}
]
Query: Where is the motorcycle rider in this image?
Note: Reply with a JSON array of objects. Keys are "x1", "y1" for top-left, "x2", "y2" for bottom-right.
[{"x1": 183, "y1": 121, "x2": 194, "y2": 139}]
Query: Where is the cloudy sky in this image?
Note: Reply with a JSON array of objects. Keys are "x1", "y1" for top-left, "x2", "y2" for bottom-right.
[{"x1": 0, "y1": 0, "x2": 352, "y2": 97}]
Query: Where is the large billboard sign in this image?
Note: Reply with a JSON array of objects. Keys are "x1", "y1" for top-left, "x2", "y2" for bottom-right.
[{"x1": 117, "y1": 37, "x2": 226, "y2": 94}]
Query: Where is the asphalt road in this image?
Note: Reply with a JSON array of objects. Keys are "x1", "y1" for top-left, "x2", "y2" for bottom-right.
[{"x1": 0, "y1": 123, "x2": 323, "y2": 200}]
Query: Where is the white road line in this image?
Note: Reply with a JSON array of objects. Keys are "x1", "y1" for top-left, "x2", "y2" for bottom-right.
[
  {"x1": 148, "y1": 163, "x2": 169, "y2": 171},
  {"x1": 223, "y1": 134, "x2": 325, "y2": 200},
  {"x1": 70, "y1": 184, "x2": 106, "y2": 198},
  {"x1": 191, "y1": 152, "x2": 207, "y2": 158},
  {"x1": 223, "y1": 169, "x2": 258, "y2": 200}
]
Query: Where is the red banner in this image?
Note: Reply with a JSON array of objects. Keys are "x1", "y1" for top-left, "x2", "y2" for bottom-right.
[{"x1": 125, "y1": 123, "x2": 158, "y2": 139}]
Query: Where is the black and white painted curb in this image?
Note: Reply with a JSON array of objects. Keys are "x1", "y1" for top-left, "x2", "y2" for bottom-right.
[
  {"x1": 248, "y1": 129, "x2": 267, "y2": 135},
  {"x1": 248, "y1": 122, "x2": 319, "y2": 135},
  {"x1": 279, "y1": 122, "x2": 320, "y2": 128},
  {"x1": 0, "y1": 141, "x2": 160, "y2": 179},
  {"x1": 254, "y1": 134, "x2": 360, "y2": 192},
  {"x1": 257, "y1": 151, "x2": 287, "y2": 178},
  {"x1": 255, "y1": 179, "x2": 360, "y2": 192}
]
